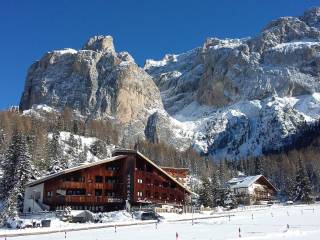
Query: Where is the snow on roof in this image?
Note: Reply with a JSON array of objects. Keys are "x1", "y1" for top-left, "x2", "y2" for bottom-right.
[
  {"x1": 229, "y1": 175, "x2": 263, "y2": 188},
  {"x1": 228, "y1": 175, "x2": 278, "y2": 192}
]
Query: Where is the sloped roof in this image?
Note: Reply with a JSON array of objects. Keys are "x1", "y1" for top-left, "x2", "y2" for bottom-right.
[
  {"x1": 113, "y1": 149, "x2": 192, "y2": 194},
  {"x1": 26, "y1": 155, "x2": 126, "y2": 187},
  {"x1": 228, "y1": 175, "x2": 278, "y2": 191}
]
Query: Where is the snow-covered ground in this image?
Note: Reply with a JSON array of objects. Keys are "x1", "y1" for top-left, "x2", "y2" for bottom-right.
[{"x1": 3, "y1": 204, "x2": 320, "y2": 240}]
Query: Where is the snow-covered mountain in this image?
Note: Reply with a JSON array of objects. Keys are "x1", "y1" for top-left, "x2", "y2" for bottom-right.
[{"x1": 20, "y1": 7, "x2": 320, "y2": 160}]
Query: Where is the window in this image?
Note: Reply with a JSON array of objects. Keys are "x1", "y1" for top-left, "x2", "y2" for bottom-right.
[
  {"x1": 64, "y1": 174, "x2": 84, "y2": 182},
  {"x1": 47, "y1": 191, "x2": 52, "y2": 198},
  {"x1": 137, "y1": 178, "x2": 143, "y2": 184},
  {"x1": 105, "y1": 190, "x2": 115, "y2": 197},
  {"x1": 106, "y1": 164, "x2": 119, "y2": 171},
  {"x1": 137, "y1": 191, "x2": 143, "y2": 197},
  {"x1": 105, "y1": 177, "x2": 118, "y2": 184},
  {"x1": 66, "y1": 189, "x2": 86, "y2": 195},
  {"x1": 95, "y1": 189, "x2": 103, "y2": 196},
  {"x1": 72, "y1": 174, "x2": 82, "y2": 182},
  {"x1": 95, "y1": 176, "x2": 103, "y2": 183}
]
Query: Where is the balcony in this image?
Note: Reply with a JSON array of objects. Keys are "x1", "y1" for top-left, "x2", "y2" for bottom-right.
[{"x1": 45, "y1": 195, "x2": 124, "y2": 205}]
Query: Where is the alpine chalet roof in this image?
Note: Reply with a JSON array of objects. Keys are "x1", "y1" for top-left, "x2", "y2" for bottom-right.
[{"x1": 228, "y1": 175, "x2": 278, "y2": 191}]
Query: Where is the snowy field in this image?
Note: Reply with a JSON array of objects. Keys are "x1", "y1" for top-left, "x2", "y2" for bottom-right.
[{"x1": 3, "y1": 204, "x2": 320, "y2": 240}]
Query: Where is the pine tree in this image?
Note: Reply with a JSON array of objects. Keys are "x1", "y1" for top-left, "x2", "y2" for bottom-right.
[
  {"x1": 46, "y1": 131, "x2": 66, "y2": 173},
  {"x1": 14, "y1": 135, "x2": 32, "y2": 212},
  {"x1": 210, "y1": 171, "x2": 219, "y2": 207},
  {"x1": 198, "y1": 176, "x2": 213, "y2": 207},
  {"x1": 283, "y1": 177, "x2": 296, "y2": 201},
  {"x1": 0, "y1": 187, "x2": 19, "y2": 225},
  {"x1": 0, "y1": 132, "x2": 21, "y2": 200},
  {"x1": 90, "y1": 140, "x2": 106, "y2": 159},
  {"x1": 66, "y1": 133, "x2": 79, "y2": 159},
  {"x1": 218, "y1": 160, "x2": 227, "y2": 188},
  {"x1": 295, "y1": 158, "x2": 313, "y2": 203},
  {"x1": 254, "y1": 157, "x2": 264, "y2": 175},
  {"x1": 0, "y1": 131, "x2": 32, "y2": 220},
  {"x1": 78, "y1": 146, "x2": 89, "y2": 165}
]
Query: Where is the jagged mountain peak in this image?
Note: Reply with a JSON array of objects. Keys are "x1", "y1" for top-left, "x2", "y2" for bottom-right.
[
  {"x1": 300, "y1": 7, "x2": 320, "y2": 28},
  {"x1": 19, "y1": 35, "x2": 163, "y2": 142},
  {"x1": 83, "y1": 35, "x2": 115, "y2": 53}
]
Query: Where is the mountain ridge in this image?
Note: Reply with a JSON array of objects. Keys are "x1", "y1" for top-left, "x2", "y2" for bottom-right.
[{"x1": 20, "y1": 7, "x2": 320, "y2": 160}]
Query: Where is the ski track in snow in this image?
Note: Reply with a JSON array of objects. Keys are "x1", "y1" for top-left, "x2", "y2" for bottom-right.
[{"x1": 4, "y1": 204, "x2": 320, "y2": 240}]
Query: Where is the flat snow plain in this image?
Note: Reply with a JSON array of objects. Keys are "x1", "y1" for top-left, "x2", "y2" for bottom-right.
[{"x1": 6, "y1": 204, "x2": 320, "y2": 240}]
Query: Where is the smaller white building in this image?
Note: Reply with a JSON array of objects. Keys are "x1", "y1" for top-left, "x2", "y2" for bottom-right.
[{"x1": 228, "y1": 175, "x2": 278, "y2": 205}]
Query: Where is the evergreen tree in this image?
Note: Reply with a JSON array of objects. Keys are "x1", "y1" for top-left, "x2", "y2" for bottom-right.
[
  {"x1": 0, "y1": 187, "x2": 19, "y2": 225},
  {"x1": 222, "y1": 187, "x2": 238, "y2": 209},
  {"x1": 254, "y1": 157, "x2": 264, "y2": 175},
  {"x1": 66, "y1": 133, "x2": 79, "y2": 159},
  {"x1": 295, "y1": 158, "x2": 313, "y2": 203},
  {"x1": 283, "y1": 177, "x2": 296, "y2": 201},
  {"x1": 0, "y1": 132, "x2": 22, "y2": 199},
  {"x1": 210, "y1": 171, "x2": 219, "y2": 207},
  {"x1": 47, "y1": 131, "x2": 66, "y2": 173},
  {"x1": 198, "y1": 176, "x2": 213, "y2": 207},
  {"x1": 90, "y1": 140, "x2": 106, "y2": 159},
  {"x1": 0, "y1": 131, "x2": 32, "y2": 220},
  {"x1": 218, "y1": 160, "x2": 227, "y2": 188},
  {"x1": 78, "y1": 146, "x2": 89, "y2": 165}
]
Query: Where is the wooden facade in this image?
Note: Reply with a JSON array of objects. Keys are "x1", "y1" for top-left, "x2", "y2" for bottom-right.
[
  {"x1": 229, "y1": 175, "x2": 278, "y2": 205},
  {"x1": 25, "y1": 150, "x2": 191, "y2": 212}
]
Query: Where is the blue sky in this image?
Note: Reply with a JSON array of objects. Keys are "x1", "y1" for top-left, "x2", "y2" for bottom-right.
[{"x1": 0, "y1": 0, "x2": 318, "y2": 110}]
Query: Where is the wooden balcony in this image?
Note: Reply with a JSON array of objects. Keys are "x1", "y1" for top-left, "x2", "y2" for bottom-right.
[{"x1": 44, "y1": 195, "x2": 123, "y2": 205}]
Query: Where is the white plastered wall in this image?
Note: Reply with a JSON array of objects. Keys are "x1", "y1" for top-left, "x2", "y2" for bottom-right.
[{"x1": 23, "y1": 183, "x2": 44, "y2": 213}]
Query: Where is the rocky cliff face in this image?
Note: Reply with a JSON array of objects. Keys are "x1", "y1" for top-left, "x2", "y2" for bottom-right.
[
  {"x1": 144, "y1": 7, "x2": 320, "y2": 159},
  {"x1": 20, "y1": 36, "x2": 163, "y2": 139},
  {"x1": 20, "y1": 8, "x2": 320, "y2": 160}
]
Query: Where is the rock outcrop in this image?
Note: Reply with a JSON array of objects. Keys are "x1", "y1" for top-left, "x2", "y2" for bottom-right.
[{"x1": 20, "y1": 36, "x2": 163, "y2": 140}]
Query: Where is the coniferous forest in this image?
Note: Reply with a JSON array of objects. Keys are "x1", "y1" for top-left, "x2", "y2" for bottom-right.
[{"x1": 0, "y1": 108, "x2": 319, "y2": 219}]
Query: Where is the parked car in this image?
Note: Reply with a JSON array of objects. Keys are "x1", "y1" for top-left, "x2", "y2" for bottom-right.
[
  {"x1": 285, "y1": 200, "x2": 294, "y2": 205},
  {"x1": 7, "y1": 219, "x2": 33, "y2": 229},
  {"x1": 140, "y1": 212, "x2": 163, "y2": 221},
  {"x1": 267, "y1": 201, "x2": 274, "y2": 205}
]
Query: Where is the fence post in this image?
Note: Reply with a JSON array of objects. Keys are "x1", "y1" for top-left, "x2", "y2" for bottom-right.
[{"x1": 238, "y1": 227, "x2": 241, "y2": 238}]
